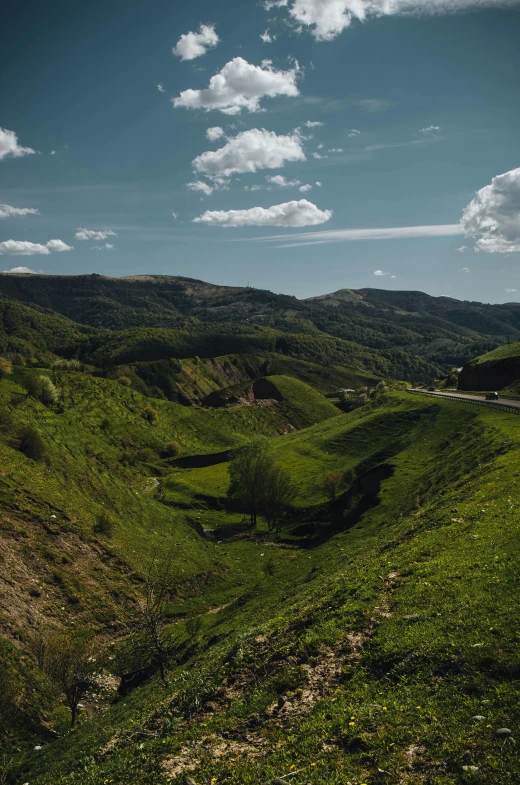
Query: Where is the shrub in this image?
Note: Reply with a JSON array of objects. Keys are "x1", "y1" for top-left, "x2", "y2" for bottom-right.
[
  {"x1": 163, "y1": 440, "x2": 182, "y2": 459},
  {"x1": 0, "y1": 357, "x2": 13, "y2": 378},
  {"x1": 143, "y1": 406, "x2": 158, "y2": 423},
  {"x1": 135, "y1": 447, "x2": 156, "y2": 463},
  {"x1": 18, "y1": 424, "x2": 46, "y2": 461},
  {"x1": 118, "y1": 376, "x2": 132, "y2": 386},
  {"x1": 93, "y1": 513, "x2": 114, "y2": 537},
  {"x1": 53, "y1": 359, "x2": 81, "y2": 371},
  {"x1": 21, "y1": 371, "x2": 60, "y2": 406}
]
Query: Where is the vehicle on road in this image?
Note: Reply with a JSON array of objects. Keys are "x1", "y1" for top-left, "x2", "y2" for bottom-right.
[{"x1": 485, "y1": 392, "x2": 499, "y2": 400}]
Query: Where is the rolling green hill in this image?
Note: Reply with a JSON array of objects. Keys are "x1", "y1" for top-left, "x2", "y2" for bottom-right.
[
  {"x1": 459, "y1": 341, "x2": 520, "y2": 391},
  {"x1": 1, "y1": 279, "x2": 520, "y2": 785},
  {"x1": 3, "y1": 385, "x2": 519, "y2": 785},
  {"x1": 0, "y1": 273, "x2": 517, "y2": 375}
]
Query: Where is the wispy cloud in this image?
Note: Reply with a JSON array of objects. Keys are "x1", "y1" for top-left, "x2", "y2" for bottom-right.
[{"x1": 250, "y1": 223, "x2": 464, "y2": 248}]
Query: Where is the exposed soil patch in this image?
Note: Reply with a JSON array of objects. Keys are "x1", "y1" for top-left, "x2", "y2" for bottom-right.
[{"x1": 162, "y1": 571, "x2": 399, "y2": 780}]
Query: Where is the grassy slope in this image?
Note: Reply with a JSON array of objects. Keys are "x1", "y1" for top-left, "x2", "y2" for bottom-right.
[
  {"x1": 133, "y1": 353, "x2": 380, "y2": 404},
  {"x1": 466, "y1": 341, "x2": 520, "y2": 365},
  {"x1": 11, "y1": 392, "x2": 520, "y2": 785}
]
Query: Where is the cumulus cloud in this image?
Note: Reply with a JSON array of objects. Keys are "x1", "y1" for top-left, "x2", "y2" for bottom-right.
[
  {"x1": 157, "y1": 84, "x2": 166, "y2": 92},
  {"x1": 272, "y1": 0, "x2": 520, "y2": 41},
  {"x1": 206, "y1": 126, "x2": 225, "y2": 141},
  {"x1": 45, "y1": 239, "x2": 73, "y2": 252},
  {"x1": 266, "y1": 174, "x2": 301, "y2": 187},
  {"x1": 193, "y1": 199, "x2": 332, "y2": 228},
  {"x1": 0, "y1": 266, "x2": 40, "y2": 274},
  {"x1": 373, "y1": 269, "x2": 396, "y2": 278},
  {"x1": 172, "y1": 57, "x2": 300, "y2": 115},
  {"x1": 173, "y1": 24, "x2": 219, "y2": 61},
  {"x1": 74, "y1": 227, "x2": 117, "y2": 241},
  {"x1": 0, "y1": 239, "x2": 72, "y2": 255},
  {"x1": 0, "y1": 127, "x2": 36, "y2": 161},
  {"x1": 456, "y1": 245, "x2": 467, "y2": 252},
  {"x1": 193, "y1": 128, "x2": 305, "y2": 180},
  {"x1": 299, "y1": 183, "x2": 312, "y2": 192},
  {"x1": 187, "y1": 180, "x2": 214, "y2": 196},
  {"x1": 461, "y1": 168, "x2": 520, "y2": 253},
  {"x1": 0, "y1": 204, "x2": 40, "y2": 219},
  {"x1": 260, "y1": 30, "x2": 275, "y2": 42},
  {"x1": 303, "y1": 120, "x2": 324, "y2": 128},
  {"x1": 420, "y1": 125, "x2": 441, "y2": 133},
  {"x1": 245, "y1": 184, "x2": 262, "y2": 191}
]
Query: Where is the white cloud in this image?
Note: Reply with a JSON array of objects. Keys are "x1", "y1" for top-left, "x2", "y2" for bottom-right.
[
  {"x1": 245, "y1": 184, "x2": 262, "y2": 191},
  {"x1": 273, "y1": 0, "x2": 520, "y2": 41},
  {"x1": 173, "y1": 24, "x2": 219, "y2": 61},
  {"x1": 256, "y1": 223, "x2": 464, "y2": 247},
  {"x1": 157, "y1": 84, "x2": 166, "y2": 92},
  {"x1": 172, "y1": 57, "x2": 300, "y2": 115},
  {"x1": 315, "y1": 180, "x2": 322, "y2": 187},
  {"x1": 193, "y1": 128, "x2": 305, "y2": 179},
  {"x1": 420, "y1": 125, "x2": 441, "y2": 133},
  {"x1": 462, "y1": 168, "x2": 520, "y2": 253},
  {"x1": 0, "y1": 266, "x2": 40, "y2": 274},
  {"x1": 460, "y1": 266, "x2": 471, "y2": 272},
  {"x1": 312, "y1": 151, "x2": 327, "y2": 159},
  {"x1": 373, "y1": 269, "x2": 395, "y2": 277},
  {"x1": 45, "y1": 239, "x2": 73, "y2": 252},
  {"x1": 0, "y1": 204, "x2": 40, "y2": 219},
  {"x1": 91, "y1": 242, "x2": 114, "y2": 250},
  {"x1": 260, "y1": 30, "x2": 275, "y2": 42},
  {"x1": 299, "y1": 183, "x2": 312, "y2": 192},
  {"x1": 456, "y1": 245, "x2": 467, "y2": 252},
  {"x1": 187, "y1": 180, "x2": 214, "y2": 196},
  {"x1": 0, "y1": 127, "x2": 36, "y2": 161},
  {"x1": 348, "y1": 128, "x2": 361, "y2": 137},
  {"x1": 193, "y1": 199, "x2": 332, "y2": 228},
  {"x1": 328, "y1": 147, "x2": 344, "y2": 152},
  {"x1": 206, "y1": 126, "x2": 225, "y2": 141},
  {"x1": 303, "y1": 120, "x2": 324, "y2": 128},
  {"x1": 266, "y1": 174, "x2": 301, "y2": 187},
  {"x1": 74, "y1": 227, "x2": 117, "y2": 241},
  {"x1": 49, "y1": 150, "x2": 56, "y2": 155},
  {"x1": 0, "y1": 239, "x2": 72, "y2": 255},
  {"x1": 506, "y1": 288, "x2": 517, "y2": 293},
  {"x1": 172, "y1": 211, "x2": 178, "y2": 220}
]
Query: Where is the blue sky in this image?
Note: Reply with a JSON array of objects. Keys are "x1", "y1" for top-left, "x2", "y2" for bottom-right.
[{"x1": 1, "y1": 0, "x2": 519, "y2": 301}]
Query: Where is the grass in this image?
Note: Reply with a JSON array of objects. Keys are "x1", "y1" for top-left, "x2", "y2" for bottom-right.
[{"x1": 3, "y1": 373, "x2": 520, "y2": 785}]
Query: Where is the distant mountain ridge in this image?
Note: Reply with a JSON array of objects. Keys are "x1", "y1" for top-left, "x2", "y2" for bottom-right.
[{"x1": 0, "y1": 272, "x2": 518, "y2": 377}]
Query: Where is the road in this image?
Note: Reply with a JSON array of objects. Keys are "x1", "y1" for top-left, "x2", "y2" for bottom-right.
[{"x1": 409, "y1": 389, "x2": 520, "y2": 412}]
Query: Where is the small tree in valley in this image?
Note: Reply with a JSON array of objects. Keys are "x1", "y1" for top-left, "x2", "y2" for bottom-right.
[
  {"x1": 43, "y1": 631, "x2": 98, "y2": 727},
  {"x1": 323, "y1": 471, "x2": 343, "y2": 502},
  {"x1": 228, "y1": 438, "x2": 273, "y2": 527}
]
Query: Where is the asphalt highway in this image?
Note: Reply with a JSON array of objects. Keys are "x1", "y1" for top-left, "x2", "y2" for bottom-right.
[{"x1": 410, "y1": 389, "x2": 520, "y2": 411}]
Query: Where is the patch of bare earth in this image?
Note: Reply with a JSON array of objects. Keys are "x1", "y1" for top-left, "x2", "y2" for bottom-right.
[{"x1": 162, "y1": 572, "x2": 399, "y2": 780}]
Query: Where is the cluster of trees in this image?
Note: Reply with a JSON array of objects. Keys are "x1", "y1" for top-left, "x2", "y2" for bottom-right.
[{"x1": 228, "y1": 438, "x2": 296, "y2": 530}]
